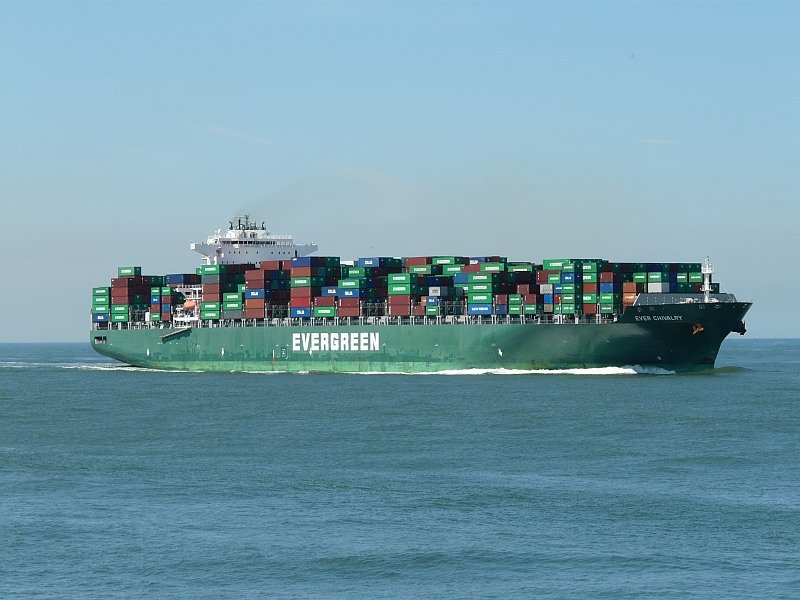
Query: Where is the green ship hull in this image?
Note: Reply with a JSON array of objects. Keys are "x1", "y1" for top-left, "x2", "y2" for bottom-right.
[{"x1": 91, "y1": 301, "x2": 751, "y2": 372}]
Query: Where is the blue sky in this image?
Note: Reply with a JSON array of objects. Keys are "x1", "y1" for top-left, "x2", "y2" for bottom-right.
[{"x1": 1, "y1": 1, "x2": 797, "y2": 341}]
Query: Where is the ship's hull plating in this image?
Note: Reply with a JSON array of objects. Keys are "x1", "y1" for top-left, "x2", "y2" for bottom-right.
[{"x1": 90, "y1": 302, "x2": 751, "y2": 372}]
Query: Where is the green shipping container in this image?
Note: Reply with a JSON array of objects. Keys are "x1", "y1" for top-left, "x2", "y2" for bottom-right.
[
  {"x1": 582, "y1": 293, "x2": 597, "y2": 304},
  {"x1": 389, "y1": 284, "x2": 411, "y2": 295},
  {"x1": 200, "y1": 264, "x2": 226, "y2": 275},
  {"x1": 117, "y1": 266, "x2": 141, "y2": 277},
  {"x1": 291, "y1": 277, "x2": 319, "y2": 287},
  {"x1": 92, "y1": 295, "x2": 110, "y2": 304},
  {"x1": 581, "y1": 262, "x2": 599, "y2": 273},
  {"x1": 582, "y1": 273, "x2": 598, "y2": 283},
  {"x1": 676, "y1": 273, "x2": 688, "y2": 283},
  {"x1": 648, "y1": 272, "x2": 668, "y2": 282},
  {"x1": 467, "y1": 283, "x2": 497, "y2": 293},
  {"x1": 389, "y1": 273, "x2": 411, "y2": 284},
  {"x1": 480, "y1": 262, "x2": 505, "y2": 273},
  {"x1": 223, "y1": 301, "x2": 243, "y2": 310},
  {"x1": 93, "y1": 287, "x2": 111, "y2": 296},
  {"x1": 345, "y1": 266, "x2": 366, "y2": 278},
  {"x1": 547, "y1": 273, "x2": 562, "y2": 284},
  {"x1": 223, "y1": 292, "x2": 241, "y2": 302},
  {"x1": 111, "y1": 314, "x2": 130, "y2": 323},
  {"x1": 599, "y1": 305, "x2": 615, "y2": 314},
  {"x1": 442, "y1": 265, "x2": 463, "y2": 275},
  {"x1": 92, "y1": 305, "x2": 110, "y2": 314},
  {"x1": 201, "y1": 302, "x2": 221, "y2": 311},
  {"x1": 433, "y1": 256, "x2": 457, "y2": 265},
  {"x1": 425, "y1": 306, "x2": 440, "y2": 316},
  {"x1": 542, "y1": 259, "x2": 570, "y2": 270},
  {"x1": 338, "y1": 278, "x2": 364, "y2": 289},
  {"x1": 468, "y1": 293, "x2": 492, "y2": 303},
  {"x1": 688, "y1": 272, "x2": 703, "y2": 283},
  {"x1": 200, "y1": 311, "x2": 221, "y2": 320},
  {"x1": 508, "y1": 305, "x2": 522, "y2": 315},
  {"x1": 560, "y1": 283, "x2": 576, "y2": 293},
  {"x1": 468, "y1": 273, "x2": 494, "y2": 283},
  {"x1": 560, "y1": 294, "x2": 576, "y2": 304},
  {"x1": 408, "y1": 265, "x2": 433, "y2": 275},
  {"x1": 523, "y1": 305, "x2": 538, "y2": 315},
  {"x1": 599, "y1": 293, "x2": 620, "y2": 304},
  {"x1": 313, "y1": 306, "x2": 337, "y2": 318},
  {"x1": 111, "y1": 305, "x2": 130, "y2": 315},
  {"x1": 149, "y1": 314, "x2": 161, "y2": 322},
  {"x1": 633, "y1": 272, "x2": 648, "y2": 283},
  {"x1": 508, "y1": 294, "x2": 523, "y2": 305},
  {"x1": 508, "y1": 263, "x2": 533, "y2": 272},
  {"x1": 560, "y1": 303, "x2": 577, "y2": 314}
]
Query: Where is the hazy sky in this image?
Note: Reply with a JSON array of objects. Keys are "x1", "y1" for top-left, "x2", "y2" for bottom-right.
[{"x1": 1, "y1": 1, "x2": 797, "y2": 341}]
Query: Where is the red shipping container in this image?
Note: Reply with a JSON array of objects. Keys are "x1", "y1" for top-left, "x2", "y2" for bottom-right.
[
  {"x1": 622, "y1": 281, "x2": 642, "y2": 293},
  {"x1": 516, "y1": 284, "x2": 530, "y2": 295},
  {"x1": 314, "y1": 296, "x2": 336, "y2": 307},
  {"x1": 279, "y1": 260, "x2": 293, "y2": 270},
  {"x1": 259, "y1": 260, "x2": 281, "y2": 271},
  {"x1": 150, "y1": 304, "x2": 160, "y2": 313},
  {"x1": 523, "y1": 293, "x2": 538, "y2": 304},
  {"x1": 290, "y1": 287, "x2": 321, "y2": 298},
  {"x1": 290, "y1": 297, "x2": 312, "y2": 308},
  {"x1": 244, "y1": 299, "x2": 266, "y2": 309},
  {"x1": 202, "y1": 292, "x2": 222, "y2": 302},
  {"x1": 583, "y1": 303, "x2": 598, "y2": 315},
  {"x1": 389, "y1": 305, "x2": 412, "y2": 316},
  {"x1": 599, "y1": 271, "x2": 615, "y2": 283},
  {"x1": 536, "y1": 270, "x2": 558, "y2": 284},
  {"x1": 292, "y1": 266, "x2": 312, "y2": 277},
  {"x1": 495, "y1": 294, "x2": 508, "y2": 305},
  {"x1": 338, "y1": 306, "x2": 361, "y2": 318},
  {"x1": 404, "y1": 256, "x2": 431, "y2": 266},
  {"x1": 161, "y1": 313, "x2": 172, "y2": 321},
  {"x1": 554, "y1": 293, "x2": 562, "y2": 304},
  {"x1": 461, "y1": 263, "x2": 481, "y2": 273},
  {"x1": 389, "y1": 295, "x2": 411, "y2": 306},
  {"x1": 203, "y1": 283, "x2": 222, "y2": 295},
  {"x1": 583, "y1": 283, "x2": 598, "y2": 294},
  {"x1": 339, "y1": 297, "x2": 360, "y2": 308},
  {"x1": 412, "y1": 304, "x2": 427, "y2": 316},
  {"x1": 244, "y1": 308, "x2": 265, "y2": 319}
]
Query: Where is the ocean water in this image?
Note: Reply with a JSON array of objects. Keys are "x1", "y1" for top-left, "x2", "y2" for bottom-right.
[{"x1": 1, "y1": 339, "x2": 798, "y2": 599}]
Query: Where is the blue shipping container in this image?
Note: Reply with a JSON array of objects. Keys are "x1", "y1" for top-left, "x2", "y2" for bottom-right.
[
  {"x1": 161, "y1": 304, "x2": 171, "y2": 314},
  {"x1": 245, "y1": 289, "x2": 266, "y2": 299},
  {"x1": 165, "y1": 273, "x2": 188, "y2": 284},
  {"x1": 453, "y1": 273, "x2": 469, "y2": 284},
  {"x1": 467, "y1": 303, "x2": 493, "y2": 315},
  {"x1": 150, "y1": 295, "x2": 161, "y2": 304},
  {"x1": 357, "y1": 257, "x2": 386, "y2": 268},
  {"x1": 291, "y1": 257, "x2": 313, "y2": 268},
  {"x1": 425, "y1": 297, "x2": 440, "y2": 305},
  {"x1": 543, "y1": 293, "x2": 554, "y2": 304},
  {"x1": 561, "y1": 273, "x2": 575, "y2": 283},
  {"x1": 92, "y1": 313, "x2": 109, "y2": 323},
  {"x1": 321, "y1": 287, "x2": 338, "y2": 296},
  {"x1": 553, "y1": 284, "x2": 563, "y2": 294},
  {"x1": 290, "y1": 307, "x2": 312, "y2": 318},
  {"x1": 337, "y1": 288, "x2": 362, "y2": 298},
  {"x1": 494, "y1": 304, "x2": 508, "y2": 315}
]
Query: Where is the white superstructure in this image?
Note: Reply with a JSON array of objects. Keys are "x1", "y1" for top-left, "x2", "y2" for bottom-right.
[{"x1": 190, "y1": 215, "x2": 318, "y2": 265}]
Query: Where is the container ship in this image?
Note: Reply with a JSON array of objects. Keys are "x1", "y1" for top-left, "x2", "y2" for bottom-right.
[{"x1": 89, "y1": 216, "x2": 751, "y2": 373}]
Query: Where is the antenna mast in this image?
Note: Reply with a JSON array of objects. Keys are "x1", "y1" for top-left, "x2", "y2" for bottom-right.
[{"x1": 701, "y1": 256, "x2": 713, "y2": 303}]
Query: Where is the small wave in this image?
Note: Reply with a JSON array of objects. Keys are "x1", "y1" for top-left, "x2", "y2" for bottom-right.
[
  {"x1": 0, "y1": 361, "x2": 179, "y2": 373},
  {"x1": 351, "y1": 365, "x2": 676, "y2": 376}
]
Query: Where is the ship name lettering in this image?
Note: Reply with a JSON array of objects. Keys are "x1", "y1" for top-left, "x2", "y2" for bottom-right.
[
  {"x1": 634, "y1": 315, "x2": 683, "y2": 322},
  {"x1": 291, "y1": 332, "x2": 380, "y2": 352}
]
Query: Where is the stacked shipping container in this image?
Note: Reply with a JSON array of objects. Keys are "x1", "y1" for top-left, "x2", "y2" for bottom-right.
[{"x1": 93, "y1": 258, "x2": 719, "y2": 326}]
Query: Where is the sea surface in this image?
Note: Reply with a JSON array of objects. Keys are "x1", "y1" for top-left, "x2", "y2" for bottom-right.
[{"x1": 1, "y1": 339, "x2": 798, "y2": 599}]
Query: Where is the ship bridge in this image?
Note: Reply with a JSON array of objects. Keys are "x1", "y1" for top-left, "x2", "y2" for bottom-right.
[{"x1": 190, "y1": 215, "x2": 317, "y2": 265}]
